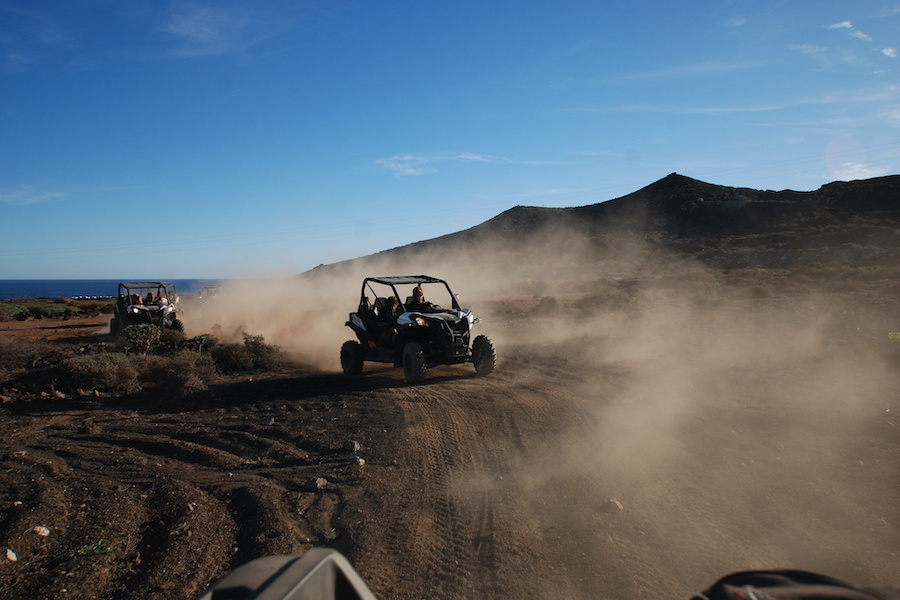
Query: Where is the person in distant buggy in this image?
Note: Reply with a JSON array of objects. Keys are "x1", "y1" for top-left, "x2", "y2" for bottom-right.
[{"x1": 145, "y1": 291, "x2": 166, "y2": 305}]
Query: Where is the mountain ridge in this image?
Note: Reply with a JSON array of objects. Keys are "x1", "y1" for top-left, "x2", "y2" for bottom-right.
[{"x1": 307, "y1": 173, "x2": 900, "y2": 275}]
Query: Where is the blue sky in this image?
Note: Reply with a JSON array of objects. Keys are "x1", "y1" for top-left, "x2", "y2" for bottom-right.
[{"x1": 1, "y1": 1, "x2": 898, "y2": 279}]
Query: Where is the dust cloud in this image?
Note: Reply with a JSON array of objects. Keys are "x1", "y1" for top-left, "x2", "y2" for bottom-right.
[
  {"x1": 179, "y1": 224, "x2": 605, "y2": 370},
  {"x1": 183, "y1": 221, "x2": 897, "y2": 584},
  {"x1": 454, "y1": 227, "x2": 898, "y2": 585}
]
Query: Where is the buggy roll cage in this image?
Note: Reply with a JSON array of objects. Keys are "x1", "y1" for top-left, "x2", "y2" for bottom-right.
[{"x1": 359, "y1": 275, "x2": 461, "y2": 313}]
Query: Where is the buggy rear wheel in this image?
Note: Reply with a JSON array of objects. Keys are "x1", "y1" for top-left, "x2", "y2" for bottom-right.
[
  {"x1": 402, "y1": 341, "x2": 426, "y2": 384},
  {"x1": 472, "y1": 334, "x2": 496, "y2": 376},
  {"x1": 340, "y1": 340, "x2": 364, "y2": 375}
]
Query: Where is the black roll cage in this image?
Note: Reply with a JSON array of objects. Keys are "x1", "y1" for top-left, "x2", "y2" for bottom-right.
[{"x1": 359, "y1": 275, "x2": 461, "y2": 313}]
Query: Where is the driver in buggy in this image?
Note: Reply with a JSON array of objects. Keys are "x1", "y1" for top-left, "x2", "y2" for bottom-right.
[{"x1": 405, "y1": 286, "x2": 440, "y2": 313}]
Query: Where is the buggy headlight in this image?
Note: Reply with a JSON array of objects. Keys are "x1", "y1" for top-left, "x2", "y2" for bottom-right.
[{"x1": 413, "y1": 316, "x2": 427, "y2": 326}]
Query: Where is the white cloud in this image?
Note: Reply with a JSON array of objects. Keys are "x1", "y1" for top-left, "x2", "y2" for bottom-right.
[
  {"x1": 375, "y1": 155, "x2": 437, "y2": 177},
  {"x1": 0, "y1": 184, "x2": 138, "y2": 205},
  {"x1": 377, "y1": 152, "x2": 564, "y2": 176},
  {"x1": 458, "y1": 152, "x2": 494, "y2": 162},
  {"x1": 791, "y1": 44, "x2": 828, "y2": 57},
  {"x1": 831, "y1": 162, "x2": 890, "y2": 180},
  {"x1": 159, "y1": 4, "x2": 293, "y2": 57},
  {"x1": 614, "y1": 60, "x2": 766, "y2": 82},
  {"x1": 883, "y1": 47, "x2": 898, "y2": 58},
  {"x1": 826, "y1": 20, "x2": 873, "y2": 43},
  {"x1": 0, "y1": 185, "x2": 66, "y2": 205},
  {"x1": 1, "y1": 50, "x2": 36, "y2": 72}
]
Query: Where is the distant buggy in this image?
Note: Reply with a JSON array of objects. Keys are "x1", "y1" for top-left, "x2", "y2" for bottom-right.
[
  {"x1": 341, "y1": 275, "x2": 496, "y2": 383},
  {"x1": 110, "y1": 282, "x2": 183, "y2": 336}
]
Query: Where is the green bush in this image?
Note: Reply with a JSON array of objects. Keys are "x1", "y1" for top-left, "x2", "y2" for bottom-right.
[
  {"x1": 211, "y1": 333, "x2": 280, "y2": 374},
  {"x1": 158, "y1": 328, "x2": 187, "y2": 352},
  {"x1": 211, "y1": 343, "x2": 254, "y2": 373},
  {"x1": 123, "y1": 324, "x2": 162, "y2": 355},
  {"x1": 241, "y1": 333, "x2": 280, "y2": 371},
  {"x1": 0, "y1": 303, "x2": 30, "y2": 321},
  {"x1": 0, "y1": 301, "x2": 90, "y2": 321},
  {"x1": 27, "y1": 304, "x2": 76, "y2": 318}
]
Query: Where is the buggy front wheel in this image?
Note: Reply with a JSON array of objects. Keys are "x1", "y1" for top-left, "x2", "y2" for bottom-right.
[
  {"x1": 402, "y1": 342, "x2": 426, "y2": 384},
  {"x1": 471, "y1": 335, "x2": 496, "y2": 376},
  {"x1": 340, "y1": 340, "x2": 364, "y2": 375}
]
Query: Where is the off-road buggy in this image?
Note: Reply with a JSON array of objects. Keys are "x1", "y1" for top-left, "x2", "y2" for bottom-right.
[
  {"x1": 341, "y1": 275, "x2": 496, "y2": 383},
  {"x1": 198, "y1": 284, "x2": 222, "y2": 300},
  {"x1": 109, "y1": 281, "x2": 183, "y2": 336}
]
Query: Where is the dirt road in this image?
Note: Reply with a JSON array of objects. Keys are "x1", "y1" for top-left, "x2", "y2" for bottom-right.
[{"x1": 1, "y1": 292, "x2": 898, "y2": 600}]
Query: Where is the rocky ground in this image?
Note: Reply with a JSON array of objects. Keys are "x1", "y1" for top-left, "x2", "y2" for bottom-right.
[{"x1": 1, "y1": 265, "x2": 898, "y2": 600}]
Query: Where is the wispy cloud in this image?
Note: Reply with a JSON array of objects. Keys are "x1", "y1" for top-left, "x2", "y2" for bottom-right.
[
  {"x1": 555, "y1": 59, "x2": 766, "y2": 88},
  {"x1": 830, "y1": 162, "x2": 891, "y2": 180},
  {"x1": 0, "y1": 184, "x2": 137, "y2": 205},
  {"x1": 822, "y1": 18, "x2": 899, "y2": 67},
  {"x1": 827, "y1": 21, "x2": 873, "y2": 42},
  {"x1": 161, "y1": 5, "x2": 253, "y2": 57},
  {"x1": 549, "y1": 85, "x2": 900, "y2": 118},
  {"x1": 375, "y1": 155, "x2": 438, "y2": 177},
  {"x1": 0, "y1": 185, "x2": 66, "y2": 205},
  {"x1": 376, "y1": 152, "x2": 563, "y2": 177},
  {"x1": 0, "y1": 5, "x2": 71, "y2": 72},
  {"x1": 159, "y1": 3, "x2": 298, "y2": 58}
]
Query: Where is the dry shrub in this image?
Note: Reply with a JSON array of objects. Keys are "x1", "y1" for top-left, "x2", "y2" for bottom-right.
[
  {"x1": 138, "y1": 352, "x2": 213, "y2": 394},
  {"x1": 0, "y1": 337, "x2": 57, "y2": 374},
  {"x1": 211, "y1": 333, "x2": 281, "y2": 374},
  {"x1": 63, "y1": 354, "x2": 140, "y2": 395},
  {"x1": 61, "y1": 351, "x2": 215, "y2": 396}
]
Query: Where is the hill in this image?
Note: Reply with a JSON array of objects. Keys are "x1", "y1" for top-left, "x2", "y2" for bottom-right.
[{"x1": 311, "y1": 173, "x2": 900, "y2": 275}]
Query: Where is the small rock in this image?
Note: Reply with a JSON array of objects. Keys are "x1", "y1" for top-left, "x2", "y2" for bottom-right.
[
  {"x1": 33, "y1": 526, "x2": 50, "y2": 537},
  {"x1": 6, "y1": 548, "x2": 17, "y2": 562},
  {"x1": 343, "y1": 440, "x2": 361, "y2": 452},
  {"x1": 263, "y1": 417, "x2": 276, "y2": 426},
  {"x1": 352, "y1": 456, "x2": 366, "y2": 466},
  {"x1": 599, "y1": 498, "x2": 624, "y2": 513},
  {"x1": 302, "y1": 478, "x2": 328, "y2": 492},
  {"x1": 79, "y1": 419, "x2": 99, "y2": 435}
]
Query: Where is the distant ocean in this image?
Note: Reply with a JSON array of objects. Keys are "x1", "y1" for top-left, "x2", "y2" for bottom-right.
[{"x1": 0, "y1": 280, "x2": 223, "y2": 300}]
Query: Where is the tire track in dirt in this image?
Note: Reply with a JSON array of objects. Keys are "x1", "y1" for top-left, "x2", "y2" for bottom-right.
[
  {"x1": 347, "y1": 363, "x2": 597, "y2": 600},
  {"x1": 0, "y1": 397, "x2": 367, "y2": 600}
]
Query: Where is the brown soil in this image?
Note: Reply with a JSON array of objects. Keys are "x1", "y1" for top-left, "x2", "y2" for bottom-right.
[
  {"x1": 0, "y1": 313, "x2": 112, "y2": 344},
  {"x1": 1, "y1": 286, "x2": 898, "y2": 600}
]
